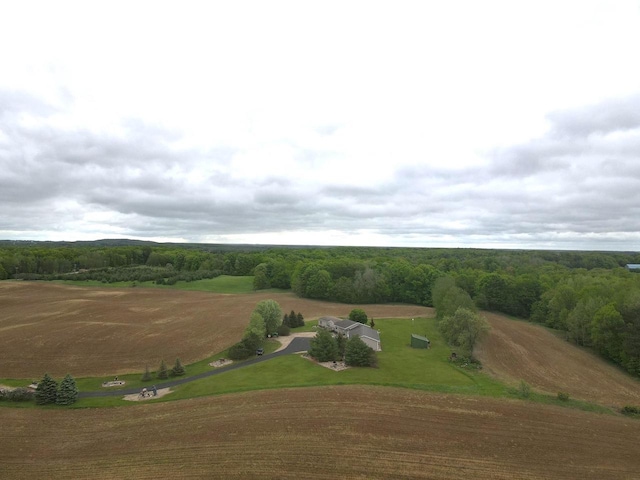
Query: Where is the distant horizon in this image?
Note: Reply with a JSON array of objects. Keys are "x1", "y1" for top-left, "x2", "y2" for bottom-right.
[{"x1": 2, "y1": 236, "x2": 638, "y2": 254}]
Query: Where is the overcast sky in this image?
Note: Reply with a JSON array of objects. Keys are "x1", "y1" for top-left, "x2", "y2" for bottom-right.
[{"x1": 1, "y1": 1, "x2": 640, "y2": 250}]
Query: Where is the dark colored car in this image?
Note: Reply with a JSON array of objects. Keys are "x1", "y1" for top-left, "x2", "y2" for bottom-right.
[{"x1": 256, "y1": 348, "x2": 264, "y2": 356}]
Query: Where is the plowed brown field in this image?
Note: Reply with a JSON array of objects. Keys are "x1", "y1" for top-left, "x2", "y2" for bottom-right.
[
  {"x1": 0, "y1": 282, "x2": 432, "y2": 378},
  {"x1": 2, "y1": 386, "x2": 639, "y2": 479},
  {"x1": 475, "y1": 313, "x2": 640, "y2": 407}
]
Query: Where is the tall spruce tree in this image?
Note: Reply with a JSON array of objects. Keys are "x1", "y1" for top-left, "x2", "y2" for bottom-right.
[
  {"x1": 157, "y1": 359, "x2": 169, "y2": 379},
  {"x1": 171, "y1": 358, "x2": 185, "y2": 376},
  {"x1": 35, "y1": 373, "x2": 58, "y2": 405},
  {"x1": 141, "y1": 365, "x2": 152, "y2": 382},
  {"x1": 56, "y1": 374, "x2": 78, "y2": 405}
]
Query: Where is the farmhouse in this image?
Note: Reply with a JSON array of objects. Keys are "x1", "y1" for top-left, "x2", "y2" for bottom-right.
[{"x1": 317, "y1": 316, "x2": 381, "y2": 351}]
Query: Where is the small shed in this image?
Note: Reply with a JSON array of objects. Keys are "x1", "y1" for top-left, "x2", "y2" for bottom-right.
[{"x1": 411, "y1": 334, "x2": 430, "y2": 349}]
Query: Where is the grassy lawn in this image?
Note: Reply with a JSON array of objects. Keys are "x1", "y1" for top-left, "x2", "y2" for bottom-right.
[
  {"x1": 2, "y1": 316, "x2": 612, "y2": 414},
  {"x1": 66, "y1": 317, "x2": 507, "y2": 408},
  {"x1": 53, "y1": 275, "x2": 288, "y2": 294}
]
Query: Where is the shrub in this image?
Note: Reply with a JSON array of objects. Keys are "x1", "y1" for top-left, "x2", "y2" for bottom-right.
[
  {"x1": 518, "y1": 380, "x2": 531, "y2": 399},
  {"x1": 228, "y1": 342, "x2": 252, "y2": 360},
  {"x1": 621, "y1": 405, "x2": 640, "y2": 416},
  {"x1": 2, "y1": 387, "x2": 35, "y2": 402},
  {"x1": 557, "y1": 392, "x2": 570, "y2": 401},
  {"x1": 242, "y1": 332, "x2": 263, "y2": 352},
  {"x1": 277, "y1": 324, "x2": 290, "y2": 336}
]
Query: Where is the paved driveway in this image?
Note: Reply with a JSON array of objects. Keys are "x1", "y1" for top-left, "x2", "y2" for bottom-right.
[{"x1": 79, "y1": 336, "x2": 311, "y2": 398}]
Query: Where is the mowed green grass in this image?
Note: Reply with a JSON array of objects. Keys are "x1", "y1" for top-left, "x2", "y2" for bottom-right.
[
  {"x1": 75, "y1": 317, "x2": 508, "y2": 407},
  {"x1": 54, "y1": 275, "x2": 286, "y2": 294}
]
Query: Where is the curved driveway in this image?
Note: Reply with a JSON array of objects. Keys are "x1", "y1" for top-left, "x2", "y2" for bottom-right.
[{"x1": 79, "y1": 337, "x2": 311, "y2": 398}]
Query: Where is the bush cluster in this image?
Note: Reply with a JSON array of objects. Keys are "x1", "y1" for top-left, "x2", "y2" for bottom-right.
[
  {"x1": 0, "y1": 387, "x2": 35, "y2": 402},
  {"x1": 228, "y1": 332, "x2": 263, "y2": 360},
  {"x1": 621, "y1": 405, "x2": 640, "y2": 416},
  {"x1": 283, "y1": 310, "x2": 305, "y2": 328}
]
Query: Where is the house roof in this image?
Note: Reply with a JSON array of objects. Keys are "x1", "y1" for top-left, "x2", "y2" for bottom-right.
[
  {"x1": 626, "y1": 264, "x2": 640, "y2": 269},
  {"x1": 318, "y1": 316, "x2": 341, "y2": 323},
  {"x1": 411, "y1": 334, "x2": 430, "y2": 342},
  {"x1": 334, "y1": 319, "x2": 360, "y2": 330},
  {"x1": 351, "y1": 324, "x2": 380, "y2": 343},
  {"x1": 334, "y1": 319, "x2": 380, "y2": 342}
]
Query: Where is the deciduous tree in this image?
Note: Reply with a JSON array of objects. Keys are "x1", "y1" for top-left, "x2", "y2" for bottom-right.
[
  {"x1": 438, "y1": 307, "x2": 489, "y2": 357},
  {"x1": 348, "y1": 308, "x2": 368, "y2": 324},
  {"x1": 245, "y1": 312, "x2": 266, "y2": 339},
  {"x1": 253, "y1": 300, "x2": 283, "y2": 335}
]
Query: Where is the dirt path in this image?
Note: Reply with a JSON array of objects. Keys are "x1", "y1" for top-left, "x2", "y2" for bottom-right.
[{"x1": 475, "y1": 312, "x2": 640, "y2": 407}]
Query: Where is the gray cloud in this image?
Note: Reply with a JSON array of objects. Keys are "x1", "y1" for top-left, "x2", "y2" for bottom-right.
[{"x1": 1, "y1": 87, "x2": 640, "y2": 249}]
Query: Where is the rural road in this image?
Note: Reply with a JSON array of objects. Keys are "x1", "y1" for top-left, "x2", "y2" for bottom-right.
[{"x1": 78, "y1": 336, "x2": 311, "y2": 398}]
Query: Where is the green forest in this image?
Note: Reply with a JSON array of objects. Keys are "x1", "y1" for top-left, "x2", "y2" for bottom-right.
[{"x1": 2, "y1": 240, "x2": 640, "y2": 376}]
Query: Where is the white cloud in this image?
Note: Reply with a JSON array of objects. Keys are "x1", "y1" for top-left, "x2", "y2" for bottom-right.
[{"x1": 1, "y1": 0, "x2": 640, "y2": 249}]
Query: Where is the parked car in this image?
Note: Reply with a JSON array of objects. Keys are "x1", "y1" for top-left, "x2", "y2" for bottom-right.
[{"x1": 256, "y1": 348, "x2": 264, "y2": 356}]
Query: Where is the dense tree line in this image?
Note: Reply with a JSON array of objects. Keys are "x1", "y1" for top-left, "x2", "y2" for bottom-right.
[
  {"x1": 530, "y1": 270, "x2": 640, "y2": 376},
  {"x1": 2, "y1": 240, "x2": 640, "y2": 376}
]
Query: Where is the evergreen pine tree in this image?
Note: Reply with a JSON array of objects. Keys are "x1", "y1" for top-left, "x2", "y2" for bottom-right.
[
  {"x1": 56, "y1": 374, "x2": 78, "y2": 405},
  {"x1": 171, "y1": 358, "x2": 185, "y2": 376},
  {"x1": 157, "y1": 360, "x2": 169, "y2": 379},
  {"x1": 141, "y1": 365, "x2": 152, "y2": 382},
  {"x1": 309, "y1": 329, "x2": 338, "y2": 362},
  {"x1": 296, "y1": 312, "x2": 305, "y2": 327},
  {"x1": 35, "y1": 373, "x2": 58, "y2": 405},
  {"x1": 289, "y1": 310, "x2": 297, "y2": 327},
  {"x1": 282, "y1": 313, "x2": 290, "y2": 327},
  {"x1": 345, "y1": 336, "x2": 377, "y2": 367}
]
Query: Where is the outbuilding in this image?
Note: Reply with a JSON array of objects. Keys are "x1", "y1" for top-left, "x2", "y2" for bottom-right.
[{"x1": 410, "y1": 334, "x2": 430, "y2": 349}]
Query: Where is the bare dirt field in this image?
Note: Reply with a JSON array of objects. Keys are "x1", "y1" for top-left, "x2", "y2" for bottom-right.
[
  {"x1": 0, "y1": 282, "x2": 433, "y2": 378},
  {"x1": 1, "y1": 385, "x2": 639, "y2": 480},
  {"x1": 475, "y1": 312, "x2": 640, "y2": 407}
]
